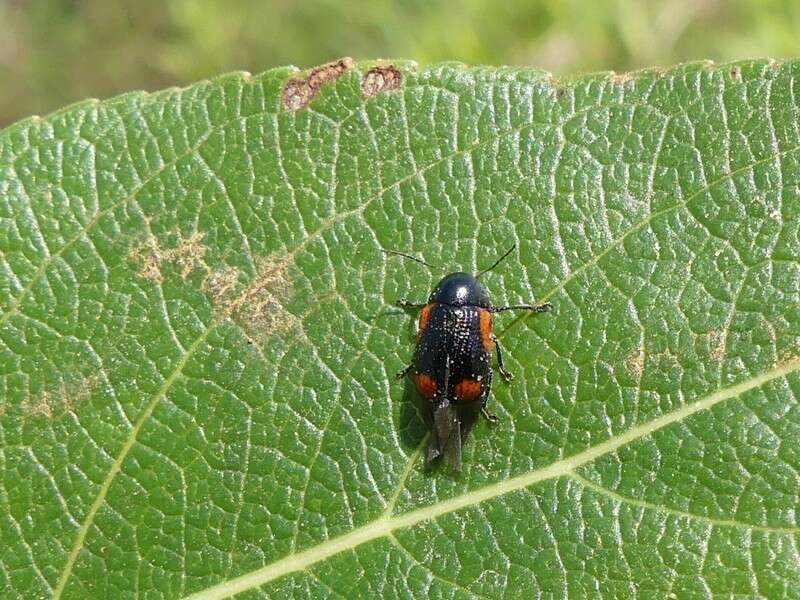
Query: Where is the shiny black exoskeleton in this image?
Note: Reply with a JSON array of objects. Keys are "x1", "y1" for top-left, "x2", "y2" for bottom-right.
[{"x1": 390, "y1": 246, "x2": 551, "y2": 470}]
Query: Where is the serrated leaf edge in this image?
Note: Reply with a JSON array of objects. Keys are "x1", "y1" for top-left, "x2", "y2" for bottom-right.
[{"x1": 8, "y1": 59, "x2": 790, "y2": 597}]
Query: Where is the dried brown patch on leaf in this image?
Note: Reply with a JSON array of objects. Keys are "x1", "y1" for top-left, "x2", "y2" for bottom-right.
[
  {"x1": 709, "y1": 329, "x2": 727, "y2": 361},
  {"x1": 132, "y1": 232, "x2": 208, "y2": 283},
  {"x1": 609, "y1": 71, "x2": 632, "y2": 85},
  {"x1": 775, "y1": 347, "x2": 800, "y2": 370},
  {"x1": 23, "y1": 375, "x2": 99, "y2": 419},
  {"x1": 625, "y1": 346, "x2": 646, "y2": 378},
  {"x1": 203, "y1": 266, "x2": 241, "y2": 303},
  {"x1": 361, "y1": 65, "x2": 403, "y2": 98},
  {"x1": 282, "y1": 57, "x2": 355, "y2": 110},
  {"x1": 203, "y1": 254, "x2": 300, "y2": 343}
]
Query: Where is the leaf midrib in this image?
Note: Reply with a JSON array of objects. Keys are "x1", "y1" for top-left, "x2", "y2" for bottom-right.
[
  {"x1": 33, "y1": 75, "x2": 796, "y2": 597},
  {"x1": 49, "y1": 138, "x2": 800, "y2": 596},
  {"x1": 46, "y1": 112, "x2": 559, "y2": 597},
  {"x1": 184, "y1": 358, "x2": 800, "y2": 600}
]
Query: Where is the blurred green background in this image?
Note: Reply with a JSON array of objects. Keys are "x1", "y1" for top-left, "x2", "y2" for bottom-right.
[{"x1": 2, "y1": 0, "x2": 799, "y2": 126}]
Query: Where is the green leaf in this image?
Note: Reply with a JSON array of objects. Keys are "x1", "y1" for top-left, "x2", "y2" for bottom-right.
[{"x1": 1, "y1": 58, "x2": 799, "y2": 599}]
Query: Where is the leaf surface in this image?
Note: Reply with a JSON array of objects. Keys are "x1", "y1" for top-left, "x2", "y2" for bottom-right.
[{"x1": 1, "y1": 59, "x2": 799, "y2": 599}]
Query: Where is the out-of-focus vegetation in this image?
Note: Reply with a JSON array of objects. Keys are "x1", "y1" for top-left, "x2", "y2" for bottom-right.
[{"x1": 1, "y1": 0, "x2": 799, "y2": 126}]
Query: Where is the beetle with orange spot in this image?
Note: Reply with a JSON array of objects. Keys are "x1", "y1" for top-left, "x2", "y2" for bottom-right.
[{"x1": 386, "y1": 245, "x2": 551, "y2": 470}]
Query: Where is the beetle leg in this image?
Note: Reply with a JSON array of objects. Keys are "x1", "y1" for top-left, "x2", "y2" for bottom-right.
[
  {"x1": 395, "y1": 363, "x2": 414, "y2": 379},
  {"x1": 396, "y1": 298, "x2": 427, "y2": 309},
  {"x1": 491, "y1": 301, "x2": 552, "y2": 313},
  {"x1": 492, "y1": 333, "x2": 514, "y2": 382},
  {"x1": 481, "y1": 405, "x2": 500, "y2": 424}
]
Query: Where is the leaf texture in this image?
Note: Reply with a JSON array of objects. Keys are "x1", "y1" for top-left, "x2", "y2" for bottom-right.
[{"x1": 1, "y1": 59, "x2": 799, "y2": 599}]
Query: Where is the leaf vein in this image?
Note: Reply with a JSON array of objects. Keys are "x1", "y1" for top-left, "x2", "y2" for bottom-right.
[
  {"x1": 569, "y1": 471, "x2": 798, "y2": 534},
  {"x1": 501, "y1": 143, "x2": 800, "y2": 337},
  {"x1": 52, "y1": 321, "x2": 214, "y2": 599},
  {"x1": 182, "y1": 358, "x2": 800, "y2": 600}
]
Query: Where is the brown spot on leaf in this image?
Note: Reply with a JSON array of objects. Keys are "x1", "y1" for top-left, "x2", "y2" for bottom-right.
[
  {"x1": 23, "y1": 375, "x2": 99, "y2": 419},
  {"x1": 282, "y1": 57, "x2": 355, "y2": 110},
  {"x1": 610, "y1": 71, "x2": 632, "y2": 85},
  {"x1": 361, "y1": 65, "x2": 402, "y2": 98},
  {"x1": 203, "y1": 266, "x2": 241, "y2": 305},
  {"x1": 709, "y1": 330, "x2": 726, "y2": 361},
  {"x1": 775, "y1": 348, "x2": 800, "y2": 370},
  {"x1": 132, "y1": 231, "x2": 299, "y2": 345},
  {"x1": 132, "y1": 232, "x2": 207, "y2": 284},
  {"x1": 203, "y1": 254, "x2": 299, "y2": 343},
  {"x1": 625, "y1": 347, "x2": 645, "y2": 378}
]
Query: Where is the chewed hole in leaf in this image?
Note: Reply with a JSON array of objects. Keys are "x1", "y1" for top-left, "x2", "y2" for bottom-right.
[
  {"x1": 1, "y1": 59, "x2": 798, "y2": 600},
  {"x1": 362, "y1": 65, "x2": 403, "y2": 98},
  {"x1": 282, "y1": 57, "x2": 355, "y2": 110}
]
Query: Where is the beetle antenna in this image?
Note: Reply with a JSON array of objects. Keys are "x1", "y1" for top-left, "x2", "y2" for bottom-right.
[
  {"x1": 477, "y1": 244, "x2": 516, "y2": 278},
  {"x1": 382, "y1": 249, "x2": 435, "y2": 270}
]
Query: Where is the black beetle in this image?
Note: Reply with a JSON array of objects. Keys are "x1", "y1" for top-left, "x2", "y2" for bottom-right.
[{"x1": 388, "y1": 245, "x2": 551, "y2": 470}]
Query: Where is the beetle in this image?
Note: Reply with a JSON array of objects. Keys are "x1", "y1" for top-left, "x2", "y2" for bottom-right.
[{"x1": 387, "y1": 244, "x2": 551, "y2": 470}]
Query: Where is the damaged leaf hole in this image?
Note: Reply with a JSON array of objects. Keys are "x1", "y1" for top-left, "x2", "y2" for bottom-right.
[
  {"x1": 282, "y1": 57, "x2": 354, "y2": 110},
  {"x1": 362, "y1": 65, "x2": 402, "y2": 98}
]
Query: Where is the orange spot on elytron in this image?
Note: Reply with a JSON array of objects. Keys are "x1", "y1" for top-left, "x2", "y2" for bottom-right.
[
  {"x1": 454, "y1": 378, "x2": 483, "y2": 401},
  {"x1": 415, "y1": 373, "x2": 438, "y2": 399},
  {"x1": 479, "y1": 308, "x2": 495, "y2": 351},
  {"x1": 418, "y1": 303, "x2": 436, "y2": 335}
]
